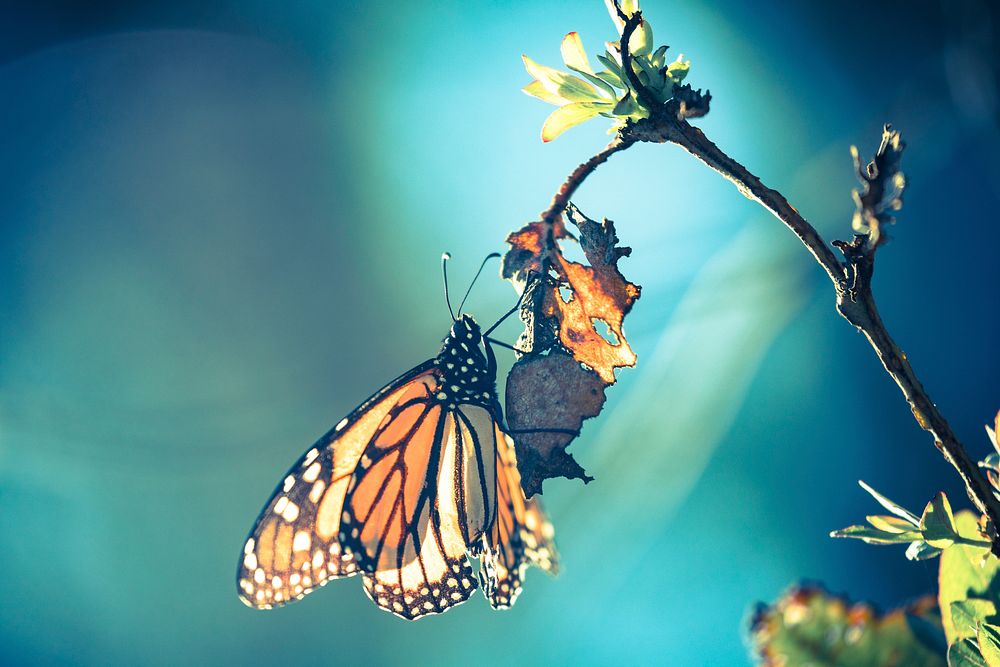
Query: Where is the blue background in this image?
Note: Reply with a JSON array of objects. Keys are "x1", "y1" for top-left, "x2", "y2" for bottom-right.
[{"x1": 1, "y1": 0, "x2": 999, "y2": 664}]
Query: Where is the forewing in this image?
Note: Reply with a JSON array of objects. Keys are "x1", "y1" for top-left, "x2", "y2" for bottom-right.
[
  {"x1": 480, "y1": 426, "x2": 559, "y2": 609},
  {"x1": 236, "y1": 362, "x2": 437, "y2": 609},
  {"x1": 343, "y1": 402, "x2": 500, "y2": 620}
]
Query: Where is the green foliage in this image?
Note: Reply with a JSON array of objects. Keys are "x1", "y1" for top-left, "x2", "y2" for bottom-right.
[
  {"x1": 939, "y1": 511, "x2": 1000, "y2": 660},
  {"x1": 521, "y1": 0, "x2": 692, "y2": 141},
  {"x1": 831, "y1": 482, "x2": 990, "y2": 560},
  {"x1": 749, "y1": 584, "x2": 946, "y2": 666}
]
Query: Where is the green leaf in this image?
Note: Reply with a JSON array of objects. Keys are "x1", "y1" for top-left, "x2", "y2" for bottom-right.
[
  {"x1": 750, "y1": 584, "x2": 946, "y2": 667},
  {"x1": 612, "y1": 89, "x2": 642, "y2": 118},
  {"x1": 650, "y1": 44, "x2": 668, "y2": 68},
  {"x1": 921, "y1": 493, "x2": 958, "y2": 547},
  {"x1": 859, "y1": 480, "x2": 921, "y2": 525},
  {"x1": 951, "y1": 638, "x2": 989, "y2": 667},
  {"x1": 634, "y1": 56, "x2": 667, "y2": 98},
  {"x1": 627, "y1": 18, "x2": 653, "y2": 57},
  {"x1": 908, "y1": 540, "x2": 945, "y2": 561},
  {"x1": 953, "y1": 600, "x2": 999, "y2": 639},
  {"x1": 522, "y1": 80, "x2": 568, "y2": 106},
  {"x1": 567, "y1": 68, "x2": 618, "y2": 100},
  {"x1": 593, "y1": 69, "x2": 624, "y2": 90},
  {"x1": 869, "y1": 514, "x2": 921, "y2": 533},
  {"x1": 523, "y1": 55, "x2": 603, "y2": 103},
  {"x1": 831, "y1": 524, "x2": 921, "y2": 544},
  {"x1": 978, "y1": 624, "x2": 1000, "y2": 667},
  {"x1": 596, "y1": 53, "x2": 625, "y2": 83},
  {"x1": 560, "y1": 32, "x2": 593, "y2": 74},
  {"x1": 940, "y1": 511, "x2": 1000, "y2": 647},
  {"x1": 666, "y1": 56, "x2": 691, "y2": 85},
  {"x1": 540, "y1": 101, "x2": 614, "y2": 142}
]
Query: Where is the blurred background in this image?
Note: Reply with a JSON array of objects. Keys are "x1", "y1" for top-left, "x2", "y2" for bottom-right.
[{"x1": 1, "y1": 0, "x2": 999, "y2": 664}]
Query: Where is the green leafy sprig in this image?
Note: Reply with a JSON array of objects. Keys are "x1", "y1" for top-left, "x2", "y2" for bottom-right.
[
  {"x1": 521, "y1": 0, "x2": 691, "y2": 141},
  {"x1": 831, "y1": 482, "x2": 991, "y2": 561}
]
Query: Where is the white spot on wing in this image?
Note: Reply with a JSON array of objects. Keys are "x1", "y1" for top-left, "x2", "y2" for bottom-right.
[
  {"x1": 309, "y1": 480, "x2": 326, "y2": 503},
  {"x1": 292, "y1": 531, "x2": 310, "y2": 551},
  {"x1": 302, "y1": 462, "x2": 321, "y2": 483},
  {"x1": 281, "y1": 501, "x2": 300, "y2": 522}
]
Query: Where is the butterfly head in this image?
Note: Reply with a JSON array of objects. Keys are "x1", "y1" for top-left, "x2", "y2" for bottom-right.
[{"x1": 451, "y1": 314, "x2": 482, "y2": 345}]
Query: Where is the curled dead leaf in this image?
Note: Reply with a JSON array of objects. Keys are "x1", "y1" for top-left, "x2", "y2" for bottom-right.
[
  {"x1": 550, "y1": 204, "x2": 640, "y2": 384},
  {"x1": 502, "y1": 205, "x2": 640, "y2": 384},
  {"x1": 501, "y1": 202, "x2": 640, "y2": 495},
  {"x1": 505, "y1": 351, "x2": 605, "y2": 497},
  {"x1": 501, "y1": 217, "x2": 571, "y2": 288}
]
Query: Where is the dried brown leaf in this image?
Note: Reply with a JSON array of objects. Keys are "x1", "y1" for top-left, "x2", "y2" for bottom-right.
[
  {"x1": 500, "y1": 203, "x2": 640, "y2": 495},
  {"x1": 505, "y1": 351, "x2": 604, "y2": 496},
  {"x1": 549, "y1": 204, "x2": 640, "y2": 384},
  {"x1": 501, "y1": 217, "x2": 571, "y2": 286}
]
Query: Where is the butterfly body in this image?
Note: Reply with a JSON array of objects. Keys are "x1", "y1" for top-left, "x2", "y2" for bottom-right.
[{"x1": 237, "y1": 312, "x2": 556, "y2": 620}]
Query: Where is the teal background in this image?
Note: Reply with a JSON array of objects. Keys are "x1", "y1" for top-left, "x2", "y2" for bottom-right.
[{"x1": 2, "y1": 0, "x2": 999, "y2": 664}]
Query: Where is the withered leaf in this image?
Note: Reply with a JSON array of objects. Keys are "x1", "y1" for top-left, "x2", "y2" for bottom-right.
[
  {"x1": 500, "y1": 203, "x2": 640, "y2": 495},
  {"x1": 553, "y1": 204, "x2": 640, "y2": 384},
  {"x1": 501, "y1": 217, "x2": 571, "y2": 287},
  {"x1": 502, "y1": 205, "x2": 640, "y2": 384},
  {"x1": 505, "y1": 351, "x2": 604, "y2": 497}
]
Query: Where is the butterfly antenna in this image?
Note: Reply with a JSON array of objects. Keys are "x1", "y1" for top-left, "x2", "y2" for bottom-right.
[
  {"x1": 456, "y1": 252, "x2": 501, "y2": 316},
  {"x1": 442, "y1": 252, "x2": 457, "y2": 321}
]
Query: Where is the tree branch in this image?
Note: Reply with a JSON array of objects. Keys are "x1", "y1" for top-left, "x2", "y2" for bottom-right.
[
  {"x1": 632, "y1": 113, "x2": 1000, "y2": 555},
  {"x1": 629, "y1": 117, "x2": 846, "y2": 287}
]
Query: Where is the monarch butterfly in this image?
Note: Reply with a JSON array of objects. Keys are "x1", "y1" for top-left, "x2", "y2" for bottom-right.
[{"x1": 236, "y1": 254, "x2": 557, "y2": 620}]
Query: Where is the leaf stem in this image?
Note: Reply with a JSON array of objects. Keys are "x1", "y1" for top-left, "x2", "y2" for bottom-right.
[{"x1": 540, "y1": 133, "x2": 637, "y2": 224}]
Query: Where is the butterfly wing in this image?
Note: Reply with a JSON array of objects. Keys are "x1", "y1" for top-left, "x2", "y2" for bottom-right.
[
  {"x1": 480, "y1": 425, "x2": 559, "y2": 609},
  {"x1": 237, "y1": 361, "x2": 437, "y2": 609},
  {"x1": 341, "y1": 398, "x2": 501, "y2": 620}
]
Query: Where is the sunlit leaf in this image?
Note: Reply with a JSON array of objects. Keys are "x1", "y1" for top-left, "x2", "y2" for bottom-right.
[
  {"x1": 979, "y1": 624, "x2": 1000, "y2": 667},
  {"x1": 831, "y1": 524, "x2": 921, "y2": 544},
  {"x1": 627, "y1": 18, "x2": 653, "y2": 57},
  {"x1": 907, "y1": 540, "x2": 945, "y2": 561},
  {"x1": 952, "y1": 600, "x2": 999, "y2": 639},
  {"x1": 667, "y1": 56, "x2": 691, "y2": 84},
  {"x1": 541, "y1": 101, "x2": 614, "y2": 142},
  {"x1": 569, "y1": 69, "x2": 618, "y2": 100},
  {"x1": 859, "y1": 480, "x2": 921, "y2": 525},
  {"x1": 939, "y1": 511, "x2": 1000, "y2": 646},
  {"x1": 596, "y1": 53, "x2": 624, "y2": 82},
  {"x1": 522, "y1": 80, "x2": 569, "y2": 106},
  {"x1": 560, "y1": 32, "x2": 593, "y2": 74},
  {"x1": 522, "y1": 55, "x2": 604, "y2": 104},
  {"x1": 951, "y1": 638, "x2": 990, "y2": 667},
  {"x1": 869, "y1": 514, "x2": 919, "y2": 533},
  {"x1": 921, "y1": 493, "x2": 958, "y2": 548},
  {"x1": 612, "y1": 89, "x2": 641, "y2": 117}
]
